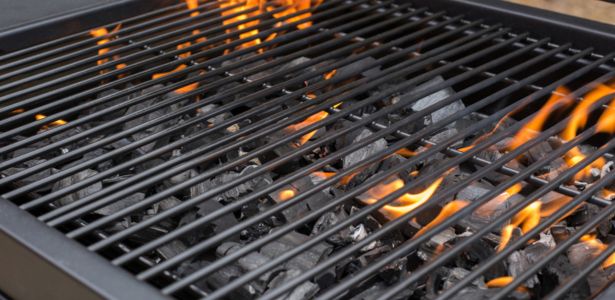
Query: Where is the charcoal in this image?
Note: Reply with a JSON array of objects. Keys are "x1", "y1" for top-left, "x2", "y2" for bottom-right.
[
  {"x1": 349, "y1": 283, "x2": 389, "y2": 300},
  {"x1": 544, "y1": 255, "x2": 591, "y2": 299},
  {"x1": 417, "y1": 227, "x2": 456, "y2": 261},
  {"x1": 195, "y1": 199, "x2": 239, "y2": 240},
  {"x1": 408, "y1": 76, "x2": 465, "y2": 128},
  {"x1": 156, "y1": 240, "x2": 187, "y2": 260},
  {"x1": 178, "y1": 211, "x2": 216, "y2": 246},
  {"x1": 507, "y1": 251, "x2": 538, "y2": 287},
  {"x1": 550, "y1": 225, "x2": 571, "y2": 243},
  {"x1": 378, "y1": 256, "x2": 407, "y2": 285},
  {"x1": 342, "y1": 128, "x2": 387, "y2": 170},
  {"x1": 567, "y1": 241, "x2": 611, "y2": 294},
  {"x1": 454, "y1": 287, "x2": 500, "y2": 300},
  {"x1": 442, "y1": 267, "x2": 486, "y2": 290},
  {"x1": 265, "y1": 268, "x2": 319, "y2": 300},
  {"x1": 290, "y1": 176, "x2": 331, "y2": 212},
  {"x1": 260, "y1": 231, "x2": 332, "y2": 272},
  {"x1": 168, "y1": 168, "x2": 197, "y2": 187},
  {"x1": 52, "y1": 168, "x2": 102, "y2": 206},
  {"x1": 519, "y1": 140, "x2": 553, "y2": 165},
  {"x1": 269, "y1": 185, "x2": 308, "y2": 221},
  {"x1": 191, "y1": 165, "x2": 272, "y2": 203},
  {"x1": 456, "y1": 180, "x2": 492, "y2": 202},
  {"x1": 455, "y1": 237, "x2": 507, "y2": 280},
  {"x1": 236, "y1": 251, "x2": 277, "y2": 292},
  {"x1": 89, "y1": 89, "x2": 129, "y2": 121},
  {"x1": 95, "y1": 192, "x2": 144, "y2": 215},
  {"x1": 3, "y1": 159, "x2": 56, "y2": 191},
  {"x1": 102, "y1": 174, "x2": 132, "y2": 185},
  {"x1": 311, "y1": 209, "x2": 352, "y2": 246},
  {"x1": 333, "y1": 56, "x2": 381, "y2": 80},
  {"x1": 468, "y1": 193, "x2": 524, "y2": 232},
  {"x1": 197, "y1": 103, "x2": 233, "y2": 128},
  {"x1": 123, "y1": 84, "x2": 187, "y2": 153},
  {"x1": 148, "y1": 196, "x2": 182, "y2": 215}
]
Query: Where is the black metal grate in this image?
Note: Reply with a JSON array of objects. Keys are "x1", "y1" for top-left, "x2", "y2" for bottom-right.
[{"x1": 1, "y1": 0, "x2": 614, "y2": 299}]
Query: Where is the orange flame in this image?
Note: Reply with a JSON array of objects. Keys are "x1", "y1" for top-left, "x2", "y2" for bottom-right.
[
  {"x1": 221, "y1": 0, "x2": 264, "y2": 50},
  {"x1": 278, "y1": 189, "x2": 295, "y2": 201},
  {"x1": 508, "y1": 86, "x2": 573, "y2": 150},
  {"x1": 486, "y1": 276, "x2": 528, "y2": 292},
  {"x1": 312, "y1": 171, "x2": 336, "y2": 179},
  {"x1": 415, "y1": 200, "x2": 469, "y2": 237},
  {"x1": 359, "y1": 176, "x2": 443, "y2": 220},
  {"x1": 395, "y1": 148, "x2": 417, "y2": 157},
  {"x1": 285, "y1": 111, "x2": 329, "y2": 146},
  {"x1": 579, "y1": 234, "x2": 615, "y2": 269},
  {"x1": 150, "y1": 0, "x2": 206, "y2": 93},
  {"x1": 35, "y1": 114, "x2": 67, "y2": 128},
  {"x1": 323, "y1": 69, "x2": 337, "y2": 80},
  {"x1": 560, "y1": 84, "x2": 615, "y2": 180},
  {"x1": 90, "y1": 24, "x2": 124, "y2": 74},
  {"x1": 497, "y1": 197, "x2": 542, "y2": 252},
  {"x1": 272, "y1": 0, "x2": 314, "y2": 30}
]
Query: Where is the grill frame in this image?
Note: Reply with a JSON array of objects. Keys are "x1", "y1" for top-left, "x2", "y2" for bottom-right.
[{"x1": 0, "y1": 1, "x2": 614, "y2": 299}]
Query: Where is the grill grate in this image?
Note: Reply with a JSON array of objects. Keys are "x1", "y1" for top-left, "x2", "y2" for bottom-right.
[{"x1": 1, "y1": 0, "x2": 614, "y2": 299}]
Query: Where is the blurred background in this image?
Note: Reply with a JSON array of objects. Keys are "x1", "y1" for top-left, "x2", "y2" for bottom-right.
[{"x1": 508, "y1": 0, "x2": 615, "y2": 25}]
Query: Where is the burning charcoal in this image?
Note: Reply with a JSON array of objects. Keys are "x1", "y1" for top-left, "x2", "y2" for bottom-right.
[
  {"x1": 52, "y1": 169, "x2": 102, "y2": 206},
  {"x1": 550, "y1": 225, "x2": 571, "y2": 243},
  {"x1": 455, "y1": 237, "x2": 507, "y2": 280},
  {"x1": 417, "y1": 227, "x2": 456, "y2": 261},
  {"x1": 95, "y1": 192, "x2": 144, "y2": 215},
  {"x1": 428, "y1": 127, "x2": 462, "y2": 148},
  {"x1": 567, "y1": 239, "x2": 613, "y2": 294},
  {"x1": 157, "y1": 240, "x2": 188, "y2": 260},
  {"x1": 265, "y1": 268, "x2": 319, "y2": 300},
  {"x1": 456, "y1": 180, "x2": 492, "y2": 202},
  {"x1": 408, "y1": 76, "x2": 465, "y2": 128}
]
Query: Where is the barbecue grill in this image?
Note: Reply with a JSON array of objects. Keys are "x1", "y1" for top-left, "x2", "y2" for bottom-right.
[{"x1": 0, "y1": 0, "x2": 614, "y2": 299}]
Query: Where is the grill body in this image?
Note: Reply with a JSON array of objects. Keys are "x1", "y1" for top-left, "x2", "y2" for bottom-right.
[{"x1": 0, "y1": 1, "x2": 614, "y2": 299}]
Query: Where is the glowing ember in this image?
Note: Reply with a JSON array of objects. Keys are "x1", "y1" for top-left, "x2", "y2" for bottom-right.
[
  {"x1": 359, "y1": 176, "x2": 443, "y2": 220},
  {"x1": 415, "y1": 200, "x2": 468, "y2": 237},
  {"x1": 508, "y1": 86, "x2": 573, "y2": 150},
  {"x1": 578, "y1": 233, "x2": 614, "y2": 269},
  {"x1": 395, "y1": 148, "x2": 417, "y2": 157},
  {"x1": 278, "y1": 189, "x2": 295, "y2": 201},
  {"x1": 285, "y1": 111, "x2": 329, "y2": 146}
]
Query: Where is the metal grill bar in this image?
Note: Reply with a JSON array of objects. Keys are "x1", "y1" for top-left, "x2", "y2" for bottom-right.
[
  {"x1": 270, "y1": 79, "x2": 614, "y2": 300},
  {"x1": 0, "y1": 0, "x2": 344, "y2": 123},
  {"x1": 3, "y1": 0, "x2": 388, "y2": 201},
  {"x1": 67, "y1": 21, "x2": 513, "y2": 243},
  {"x1": 0, "y1": 0, "x2": 196, "y2": 65},
  {"x1": 178, "y1": 48, "x2": 606, "y2": 299}
]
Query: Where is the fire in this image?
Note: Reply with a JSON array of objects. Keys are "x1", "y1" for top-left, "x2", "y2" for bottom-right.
[
  {"x1": 323, "y1": 69, "x2": 337, "y2": 80},
  {"x1": 150, "y1": 0, "x2": 206, "y2": 93},
  {"x1": 497, "y1": 200, "x2": 541, "y2": 252},
  {"x1": 415, "y1": 200, "x2": 468, "y2": 237},
  {"x1": 278, "y1": 189, "x2": 295, "y2": 201},
  {"x1": 271, "y1": 0, "x2": 314, "y2": 30},
  {"x1": 285, "y1": 111, "x2": 329, "y2": 146},
  {"x1": 579, "y1": 234, "x2": 615, "y2": 269},
  {"x1": 221, "y1": 0, "x2": 264, "y2": 50},
  {"x1": 508, "y1": 86, "x2": 573, "y2": 150},
  {"x1": 312, "y1": 171, "x2": 336, "y2": 179},
  {"x1": 89, "y1": 24, "x2": 125, "y2": 74},
  {"x1": 395, "y1": 148, "x2": 417, "y2": 157},
  {"x1": 486, "y1": 276, "x2": 528, "y2": 292},
  {"x1": 560, "y1": 84, "x2": 615, "y2": 180},
  {"x1": 35, "y1": 114, "x2": 67, "y2": 128},
  {"x1": 359, "y1": 176, "x2": 443, "y2": 220}
]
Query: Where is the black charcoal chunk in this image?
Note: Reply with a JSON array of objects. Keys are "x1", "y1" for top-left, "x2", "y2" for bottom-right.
[
  {"x1": 408, "y1": 76, "x2": 465, "y2": 128},
  {"x1": 343, "y1": 128, "x2": 387, "y2": 170},
  {"x1": 95, "y1": 192, "x2": 145, "y2": 215},
  {"x1": 191, "y1": 165, "x2": 273, "y2": 203},
  {"x1": 265, "y1": 268, "x2": 319, "y2": 300},
  {"x1": 52, "y1": 169, "x2": 102, "y2": 206}
]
